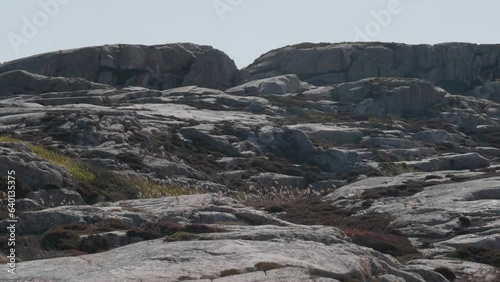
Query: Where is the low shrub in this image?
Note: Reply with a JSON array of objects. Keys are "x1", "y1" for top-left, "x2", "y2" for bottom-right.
[
  {"x1": 41, "y1": 228, "x2": 80, "y2": 251},
  {"x1": 264, "y1": 205, "x2": 286, "y2": 213},
  {"x1": 220, "y1": 269, "x2": 241, "y2": 277},
  {"x1": 95, "y1": 218, "x2": 129, "y2": 232},
  {"x1": 343, "y1": 228, "x2": 417, "y2": 257},
  {"x1": 41, "y1": 182, "x2": 61, "y2": 191},
  {"x1": 183, "y1": 224, "x2": 225, "y2": 234},
  {"x1": 452, "y1": 245, "x2": 500, "y2": 267},
  {"x1": 434, "y1": 267, "x2": 456, "y2": 281},
  {"x1": 130, "y1": 221, "x2": 226, "y2": 242},
  {"x1": 126, "y1": 228, "x2": 160, "y2": 241},
  {"x1": 254, "y1": 262, "x2": 283, "y2": 272},
  {"x1": 268, "y1": 196, "x2": 419, "y2": 257},
  {"x1": 79, "y1": 235, "x2": 109, "y2": 254}
]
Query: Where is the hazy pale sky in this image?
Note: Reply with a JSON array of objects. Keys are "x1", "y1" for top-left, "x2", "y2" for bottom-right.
[{"x1": 1, "y1": 0, "x2": 499, "y2": 68}]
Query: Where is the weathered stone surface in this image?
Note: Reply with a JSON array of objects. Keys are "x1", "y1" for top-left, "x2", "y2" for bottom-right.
[
  {"x1": 0, "y1": 70, "x2": 111, "y2": 96},
  {"x1": 331, "y1": 78, "x2": 447, "y2": 117},
  {"x1": 0, "y1": 222, "x2": 442, "y2": 282},
  {"x1": 470, "y1": 81, "x2": 500, "y2": 103},
  {"x1": 1, "y1": 41, "x2": 500, "y2": 282},
  {"x1": 408, "y1": 259, "x2": 500, "y2": 282},
  {"x1": 238, "y1": 42, "x2": 500, "y2": 93},
  {"x1": 311, "y1": 148, "x2": 360, "y2": 174},
  {"x1": 0, "y1": 143, "x2": 75, "y2": 189},
  {"x1": 413, "y1": 130, "x2": 463, "y2": 145},
  {"x1": 0, "y1": 44, "x2": 237, "y2": 90},
  {"x1": 379, "y1": 148, "x2": 439, "y2": 161},
  {"x1": 364, "y1": 137, "x2": 422, "y2": 149},
  {"x1": 227, "y1": 74, "x2": 306, "y2": 95},
  {"x1": 405, "y1": 152, "x2": 490, "y2": 171},
  {"x1": 182, "y1": 49, "x2": 238, "y2": 89},
  {"x1": 0, "y1": 194, "x2": 289, "y2": 235},
  {"x1": 286, "y1": 124, "x2": 364, "y2": 145}
]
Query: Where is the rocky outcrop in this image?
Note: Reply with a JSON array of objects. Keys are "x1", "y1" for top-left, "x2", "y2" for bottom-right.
[
  {"x1": 1, "y1": 41, "x2": 500, "y2": 282},
  {"x1": 226, "y1": 74, "x2": 307, "y2": 95},
  {"x1": 1, "y1": 230, "x2": 446, "y2": 282},
  {"x1": 404, "y1": 153, "x2": 490, "y2": 171},
  {"x1": 237, "y1": 42, "x2": 500, "y2": 93},
  {"x1": 470, "y1": 81, "x2": 500, "y2": 103},
  {"x1": 0, "y1": 195, "x2": 448, "y2": 282},
  {"x1": 331, "y1": 78, "x2": 447, "y2": 117},
  {"x1": 0, "y1": 70, "x2": 111, "y2": 96},
  {"x1": 0, "y1": 43, "x2": 237, "y2": 90}
]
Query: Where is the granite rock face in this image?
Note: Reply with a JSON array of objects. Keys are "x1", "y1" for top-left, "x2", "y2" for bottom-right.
[
  {"x1": 1, "y1": 42, "x2": 500, "y2": 281},
  {"x1": 0, "y1": 70, "x2": 111, "y2": 96},
  {"x1": 0, "y1": 43, "x2": 237, "y2": 90},
  {"x1": 0, "y1": 194, "x2": 449, "y2": 282},
  {"x1": 237, "y1": 42, "x2": 500, "y2": 93}
]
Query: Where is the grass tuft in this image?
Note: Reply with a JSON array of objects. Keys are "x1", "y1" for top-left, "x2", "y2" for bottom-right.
[
  {"x1": 163, "y1": 232, "x2": 193, "y2": 242},
  {"x1": 131, "y1": 177, "x2": 198, "y2": 199},
  {"x1": 0, "y1": 135, "x2": 95, "y2": 183},
  {"x1": 28, "y1": 144, "x2": 96, "y2": 183}
]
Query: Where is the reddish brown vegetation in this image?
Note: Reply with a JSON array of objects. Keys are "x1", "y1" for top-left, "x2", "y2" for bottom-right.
[{"x1": 263, "y1": 196, "x2": 418, "y2": 257}]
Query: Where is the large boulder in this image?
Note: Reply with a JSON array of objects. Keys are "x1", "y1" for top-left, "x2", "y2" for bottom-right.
[
  {"x1": 182, "y1": 49, "x2": 237, "y2": 89},
  {"x1": 0, "y1": 44, "x2": 238, "y2": 90},
  {"x1": 237, "y1": 42, "x2": 500, "y2": 94}
]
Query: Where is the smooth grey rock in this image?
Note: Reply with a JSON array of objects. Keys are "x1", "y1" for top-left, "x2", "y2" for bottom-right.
[
  {"x1": 311, "y1": 148, "x2": 360, "y2": 174},
  {"x1": 332, "y1": 78, "x2": 447, "y2": 118},
  {"x1": 471, "y1": 81, "x2": 500, "y2": 103},
  {"x1": 405, "y1": 152, "x2": 490, "y2": 171},
  {"x1": 286, "y1": 124, "x2": 363, "y2": 145},
  {"x1": 380, "y1": 148, "x2": 439, "y2": 161},
  {"x1": 182, "y1": 49, "x2": 237, "y2": 90},
  {"x1": 227, "y1": 74, "x2": 306, "y2": 95},
  {"x1": 0, "y1": 44, "x2": 237, "y2": 90},
  {"x1": 238, "y1": 42, "x2": 500, "y2": 94},
  {"x1": 0, "y1": 227, "x2": 436, "y2": 282},
  {"x1": 180, "y1": 125, "x2": 240, "y2": 156},
  {"x1": 364, "y1": 137, "x2": 422, "y2": 149},
  {"x1": 408, "y1": 259, "x2": 500, "y2": 282},
  {"x1": 413, "y1": 130, "x2": 463, "y2": 145}
]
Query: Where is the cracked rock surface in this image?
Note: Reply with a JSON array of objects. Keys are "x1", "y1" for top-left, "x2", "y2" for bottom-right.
[{"x1": 1, "y1": 42, "x2": 500, "y2": 281}]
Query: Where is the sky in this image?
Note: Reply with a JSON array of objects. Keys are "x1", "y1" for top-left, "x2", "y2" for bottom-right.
[{"x1": 1, "y1": 0, "x2": 499, "y2": 69}]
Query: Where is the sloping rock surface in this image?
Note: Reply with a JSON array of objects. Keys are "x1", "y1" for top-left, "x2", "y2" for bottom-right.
[{"x1": 1, "y1": 42, "x2": 500, "y2": 281}]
